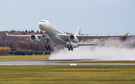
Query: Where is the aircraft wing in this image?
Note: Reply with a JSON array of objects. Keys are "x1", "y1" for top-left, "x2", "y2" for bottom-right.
[
  {"x1": 76, "y1": 34, "x2": 128, "y2": 40},
  {"x1": 6, "y1": 32, "x2": 43, "y2": 39},
  {"x1": 59, "y1": 32, "x2": 129, "y2": 41}
]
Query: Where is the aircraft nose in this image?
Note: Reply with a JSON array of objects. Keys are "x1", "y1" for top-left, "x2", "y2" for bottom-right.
[{"x1": 38, "y1": 22, "x2": 44, "y2": 30}]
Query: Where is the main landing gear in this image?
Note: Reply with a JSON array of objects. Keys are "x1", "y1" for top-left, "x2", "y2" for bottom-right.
[
  {"x1": 45, "y1": 39, "x2": 51, "y2": 51},
  {"x1": 67, "y1": 45, "x2": 73, "y2": 51},
  {"x1": 45, "y1": 45, "x2": 51, "y2": 51}
]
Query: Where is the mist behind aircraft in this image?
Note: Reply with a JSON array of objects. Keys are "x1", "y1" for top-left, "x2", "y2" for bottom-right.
[{"x1": 49, "y1": 37, "x2": 135, "y2": 60}]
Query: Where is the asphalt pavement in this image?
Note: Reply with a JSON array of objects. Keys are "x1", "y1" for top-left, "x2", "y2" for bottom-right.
[{"x1": 0, "y1": 59, "x2": 135, "y2": 65}]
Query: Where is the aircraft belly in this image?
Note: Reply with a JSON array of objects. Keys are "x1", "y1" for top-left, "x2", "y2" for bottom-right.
[
  {"x1": 50, "y1": 35, "x2": 66, "y2": 46},
  {"x1": 39, "y1": 24, "x2": 67, "y2": 47}
]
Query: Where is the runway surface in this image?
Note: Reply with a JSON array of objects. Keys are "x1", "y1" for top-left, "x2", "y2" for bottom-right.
[{"x1": 0, "y1": 59, "x2": 135, "y2": 65}]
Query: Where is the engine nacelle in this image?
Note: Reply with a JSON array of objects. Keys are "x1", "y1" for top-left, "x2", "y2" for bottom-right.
[
  {"x1": 30, "y1": 35, "x2": 40, "y2": 42},
  {"x1": 66, "y1": 42, "x2": 79, "y2": 48},
  {"x1": 69, "y1": 35, "x2": 78, "y2": 43}
]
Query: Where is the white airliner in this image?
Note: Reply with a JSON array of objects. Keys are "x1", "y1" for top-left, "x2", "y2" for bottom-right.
[{"x1": 6, "y1": 20, "x2": 129, "y2": 51}]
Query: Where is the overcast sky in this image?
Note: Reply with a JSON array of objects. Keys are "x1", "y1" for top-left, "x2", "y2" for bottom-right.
[{"x1": 0, "y1": 0, "x2": 135, "y2": 35}]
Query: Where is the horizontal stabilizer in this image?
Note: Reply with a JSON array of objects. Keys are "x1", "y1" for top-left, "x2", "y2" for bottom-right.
[{"x1": 78, "y1": 44, "x2": 98, "y2": 46}]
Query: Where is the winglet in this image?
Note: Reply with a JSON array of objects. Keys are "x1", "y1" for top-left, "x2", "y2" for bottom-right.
[
  {"x1": 6, "y1": 32, "x2": 8, "y2": 35},
  {"x1": 125, "y1": 32, "x2": 129, "y2": 36}
]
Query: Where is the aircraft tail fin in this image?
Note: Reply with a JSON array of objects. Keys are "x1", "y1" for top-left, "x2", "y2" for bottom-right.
[{"x1": 75, "y1": 26, "x2": 81, "y2": 35}]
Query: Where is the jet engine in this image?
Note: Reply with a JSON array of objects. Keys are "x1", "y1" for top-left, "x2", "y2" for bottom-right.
[
  {"x1": 70, "y1": 42, "x2": 79, "y2": 48},
  {"x1": 69, "y1": 35, "x2": 78, "y2": 43},
  {"x1": 30, "y1": 35, "x2": 40, "y2": 42}
]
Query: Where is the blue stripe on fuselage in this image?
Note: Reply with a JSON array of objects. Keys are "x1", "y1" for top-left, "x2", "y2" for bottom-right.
[{"x1": 52, "y1": 30, "x2": 64, "y2": 35}]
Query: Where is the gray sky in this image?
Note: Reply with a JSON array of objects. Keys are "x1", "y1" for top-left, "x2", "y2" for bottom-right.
[{"x1": 0, "y1": 0, "x2": 135, "y2": 35}]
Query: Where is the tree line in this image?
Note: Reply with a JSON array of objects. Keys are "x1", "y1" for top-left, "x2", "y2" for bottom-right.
[
  {"x1": 0, "y1": 30, "x2": 43, "y2": 35},
  {"x1": 0, "y1": 47, "x2": 51, "y2": 55},
  {"x1": 0, "y1": 30, "x2": 62, "y2": 55}
]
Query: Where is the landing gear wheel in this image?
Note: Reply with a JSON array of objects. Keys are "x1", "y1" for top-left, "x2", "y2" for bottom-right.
[
  {"x1": 45, "y1": 45, "x2": 47, "y2": 48},
  {"x1": 48, "y1": 48, "x2": 51, "y2": 51},
  {"x1": 45, "y1": 45, "x2": 51, "y2": 51},
  {"x1": 67, "y1": 45, "x2": 73, "y2": 51},
  {"x1": 67, "y1": 45, "x2": 69, "y2": 48},
  {"x1": 71, "y1": 48, "x2": 73, "y2": 51},
  {"x1": 68, "y1": 48, "x2": 70, "y2": 51}
]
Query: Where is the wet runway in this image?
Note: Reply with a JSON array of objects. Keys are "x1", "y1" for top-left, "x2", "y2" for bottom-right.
[{"x1": 0, "y1": 59, "x2": 135, "y2": 65}]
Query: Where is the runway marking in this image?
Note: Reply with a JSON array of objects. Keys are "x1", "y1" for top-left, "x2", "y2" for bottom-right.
[{"x1": 70, "y1": 63, "x2": 77, "y2": 66}]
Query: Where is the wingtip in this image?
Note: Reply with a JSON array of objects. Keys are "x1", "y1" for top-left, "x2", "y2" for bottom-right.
[
  {"x1": 125, "y1": 32, "x2": 129, "y2": 36},
  {"x1": 6, "y1": 32, "x2": 8, "y2": 35}
]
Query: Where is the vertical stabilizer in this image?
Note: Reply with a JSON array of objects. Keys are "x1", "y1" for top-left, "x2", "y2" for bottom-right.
[{"x1": 75, "y1": 26, "x2": 81, "y2": 35}]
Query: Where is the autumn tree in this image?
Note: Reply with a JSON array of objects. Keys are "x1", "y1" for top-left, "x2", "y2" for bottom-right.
[{"x1": 0, "y1": 47, "x2": 11, "y2": 55}]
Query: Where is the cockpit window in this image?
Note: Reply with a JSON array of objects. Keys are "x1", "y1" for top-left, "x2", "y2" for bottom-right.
[{"x1": 40, "y1": 21, "x2": 45, "y2": 23}]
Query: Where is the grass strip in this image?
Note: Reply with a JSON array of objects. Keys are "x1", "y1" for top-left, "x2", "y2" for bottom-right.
[
  {"x1": 0, "y1": 65, "x2": 135, "y2": 84},
  {"x1": 0, "y1": 55, "x2": 49, "y2": 60}
]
